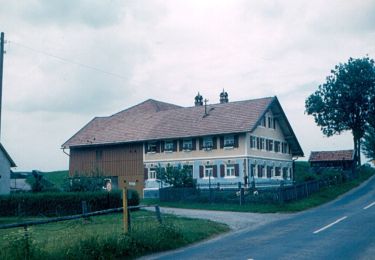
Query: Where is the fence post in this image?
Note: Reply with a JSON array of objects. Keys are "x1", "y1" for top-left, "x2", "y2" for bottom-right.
[
  {"x1": 123, "y1": 185, "x2": 129, "y2": 233},
  {"x1": 155, "y1": 205, "x2": 163, "y2": 224},
  {"x1": 240, "y1": 188, "x2": 244, "y2": 205},
  {"x1": 305, "y1": 183, "x2": 309, "y2": 197}
]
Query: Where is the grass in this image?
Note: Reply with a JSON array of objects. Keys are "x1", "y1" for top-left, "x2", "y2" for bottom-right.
[
  {"x1": 26, "y1": 170, "x2": 69, "y2": 191},
  {"x1": 0, "y1": 210, "x2": 229, "y2": 259},
  {"x1": 143, "y1": 166, "x2": 375, "y2": 213}
]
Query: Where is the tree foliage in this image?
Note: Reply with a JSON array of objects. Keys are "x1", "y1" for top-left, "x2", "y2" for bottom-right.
[
  {"x1": 156, "y1": 164, "x2": 195, "y2": 188},
  {"x1": 305, "y1": 57, "x2": 375, "y2": 165}
]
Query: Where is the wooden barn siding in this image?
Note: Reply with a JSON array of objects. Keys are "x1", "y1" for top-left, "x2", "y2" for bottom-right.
[{"x1": 69, "y1": 143, "x2": 144, "y2": 194}]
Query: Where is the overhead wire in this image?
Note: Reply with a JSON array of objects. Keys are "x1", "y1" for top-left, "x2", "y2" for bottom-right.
[{"x1": 8, "y1": 40, "x2": 128, "y2": 80}]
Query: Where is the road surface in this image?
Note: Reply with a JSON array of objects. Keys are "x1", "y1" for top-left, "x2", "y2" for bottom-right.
[{"x1": 146, "y1": 175, "x2": 375, "y2": 260}]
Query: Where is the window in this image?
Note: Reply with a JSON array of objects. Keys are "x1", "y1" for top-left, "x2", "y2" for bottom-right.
[
  {"x1": 274, "y1": 141, "x2": 280, "y2": 153},
  {"x1": 266, "y1": 140, "x2": 273, "y2": 151},
  {"x1": 268, "y1": 117, "x2": 272, "y2": 128},
  {"x1": 224, "y1": 135, "x2": 234, "y2": 147},
  {"x1": 261, "y1": 117, "x2": 266, "y2": 127},
  {"x1": 149, "y1": 169, "x2": 157, "y2": 179},
  {"x1": 250, "y1": 136, "x2": 256, "y2": 149},
  {"x1": 250, "y1": 164, "x2": 256, "y2": 177},
  {"x1": 273, "y1": 118, "x2": 276, "y2": 129},
  {"x1": 256, "y1": 137, "x2": 260, "y2": 149},
  {"x1": 266, "y1": 166, "x2": 273, "y2": 178},
  {"x1": 260, "y1": 138, "x2": 265, "y2": 150},
  {"x1": 282, "y1": 142, "x2": 288, "y2": 153},
  {"x1": 257, "y1": 165, "x2": 264, "y2": 178},
  {"x1": 205, "y1": 166, "x2": 213, "y2": 178},
  {"x1": 226, "y1": 165, "x2": 235, "y2": 177},
  {"x1": 275, "y1": 167, "x2": 281, "y2": 177},
  {"x1": 203, "y1": 137, "x2": 213, "y2": 150},
  {"x1": 182, "y1": 139, "x2": 193, "y2": 150},
  {"x1": 164, "y1": 141, "x2": 174, "y2": 151},
  {"x1": 282, "y1": 167, "x2": 289, "y2": 179},
  {"x1": 147, "y1": 142, "x2": 157, "y2": 153}
]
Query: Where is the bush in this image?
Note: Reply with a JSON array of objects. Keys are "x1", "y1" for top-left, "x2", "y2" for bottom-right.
[{"x1": 0, "y1": 190, "x2": 140, "y2": 217}]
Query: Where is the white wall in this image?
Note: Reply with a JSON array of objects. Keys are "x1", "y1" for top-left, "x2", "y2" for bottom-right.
[{"x1": 0, "y1": 150, "x2": 11, "y2": 194}]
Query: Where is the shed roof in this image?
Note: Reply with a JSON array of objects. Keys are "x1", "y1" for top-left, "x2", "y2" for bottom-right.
[
  {"x1": 0, "y1": 143, "x2": 16, "y2": 167},
  {"x1": 308, "y1": 150, "x2": 354, "y2": 162},
  {"x1": 63, "y1": 96, "x2": 304, "y2": 156}
]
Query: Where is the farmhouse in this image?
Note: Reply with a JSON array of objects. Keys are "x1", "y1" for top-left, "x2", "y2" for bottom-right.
[
  {"x1": 62, "y1": 91, "x2": 303, "y2": 196},
  {"x1": 308, "y1": 150, "x2": 355, "y2": 170},
  {"x1": 0, "y1": 143, "x2": 16, "y2": 194}
]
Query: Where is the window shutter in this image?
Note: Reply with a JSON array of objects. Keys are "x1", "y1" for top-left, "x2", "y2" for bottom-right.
[
  {"x1": 161, "y1": 141, "x2": 165, "y2": 152},
  {"x1": 256, "y1": 138, "x2": 260, "y2": 149},
  {"x1": 199, "y1": 165, "x2": 204, "y2": 178},
  {"x1": 213, "y1": 137, "x2": 217, "y2": 149},
  {"x1": 220, "y1": 164, "x2": 225, "y2": 177},
  {"x1": 144, "y1": 143, "x2": 148, "y2": 154},
  {"x1": 144, "y1": 168, "x2": 148, "y2": 180},
  {"x1": 179, "y1": 140, "x2": 183, "y2": 151},
  {"x1": 220, "y1": 136, "x2": 224, "y2": 148},
  {"x1": 266, "y1": 140, "x2": 269, "y2": 151},
  {"x1": 192, "y1": 138, "x2": 197, "y2": 150},
  {"x1": 234, "y1": 135, "x2": 239, "y2": 148},
  {"x1": 199, "y1": 138, "x2": 203, "y2": 150},
  {"x1": 173, "y1": 140, "x2": 177, "y2": 152},
  {"x1": 213, "y1": 165, "x2": 217, "y2": 177},
  {"x1": 156, "y1": 141, "x2": 160, "y2": 153},
  {"x1": 234, "y1": 164, "x2": 239, "y2": 176}
]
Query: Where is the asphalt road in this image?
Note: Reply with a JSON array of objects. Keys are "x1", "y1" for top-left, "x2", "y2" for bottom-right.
[{"x1": 147, "y1": 175, "x2": 375, "y2": 260}]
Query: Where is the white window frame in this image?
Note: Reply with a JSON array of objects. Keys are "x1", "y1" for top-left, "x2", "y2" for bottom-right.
[
  {"x1": 224, "y1": 135, "x2": 235, "y2": 148},
  {"x1": 203, "y1": 137, "x2": 213, "y2": 150},
  {"x1": 225, "y1": 165, "x2": 235, "y2": 178},
  {"x1": 182, "y1": 139, "x2": 193, "y2": 151},
  {"x1": 204, "y1": 166, "x2": 213, "y2": 178},
  {"x1": 147, "y1": 143, "x2": 157, "y2": 153},
  {"x1": 250, "y1": 136, "x2": 256, "y2": 149},
  {"x1": 148, "y1": 169, "x2": 157, "y2": 180},
  {"x1": 164, "y1": 141, "x2": 174, "y2": 152}
]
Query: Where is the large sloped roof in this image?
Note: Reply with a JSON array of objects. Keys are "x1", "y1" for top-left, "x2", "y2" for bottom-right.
[
  {"x1": 309, "y1": 150, "x2": 354, "y2": 162},
  {"x1": 62, "y1": 96, "x2": 304, "y2": 156}
]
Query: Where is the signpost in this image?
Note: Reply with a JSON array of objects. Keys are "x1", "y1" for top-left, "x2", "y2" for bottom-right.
[{"x1": 122, "y1": 181, "x2": 129, "y2": 233}]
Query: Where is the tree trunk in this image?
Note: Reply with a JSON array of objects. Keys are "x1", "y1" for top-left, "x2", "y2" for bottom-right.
[{"x1": 353, "y1": 135, "x2": 361, "y2": 167}]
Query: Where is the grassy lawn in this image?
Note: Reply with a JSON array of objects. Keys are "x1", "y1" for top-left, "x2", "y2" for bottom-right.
[
  {"x1": 0, "y1": 210, "x2": 229, "y2": 259},
  {"x1": 143, "y1": 166, "x2": 375, "y2": 213},
  {"x1": 26, "y1": 170, "x2": 69, "y2": 191}
]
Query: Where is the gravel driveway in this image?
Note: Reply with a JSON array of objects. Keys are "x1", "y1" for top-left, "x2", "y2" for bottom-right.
[{"x1": 147, "y1": 207, "x2": 290, "y2": 231}]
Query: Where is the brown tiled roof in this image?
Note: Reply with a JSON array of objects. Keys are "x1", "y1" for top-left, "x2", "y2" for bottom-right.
[
  {"x1": 62, "y1": 96, "x2": 304, "y2": 156},
  {"x1": 308, "y1": 150, "x2": 354, "y2": 162}
]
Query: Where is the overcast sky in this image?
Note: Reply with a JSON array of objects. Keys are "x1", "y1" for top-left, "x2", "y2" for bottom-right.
[{"x1": 0, "y1": 0, "x2": 374, "y2": 171}]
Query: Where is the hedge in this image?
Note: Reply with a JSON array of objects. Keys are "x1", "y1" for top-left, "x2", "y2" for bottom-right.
[{"x1": 0, "y1": 190, "x2": 139, "y2": 217}]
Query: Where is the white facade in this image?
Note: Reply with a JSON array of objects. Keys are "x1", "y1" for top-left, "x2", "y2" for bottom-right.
[{"x1": 0, "y1": 147, "x2": 13, "y2": 194}]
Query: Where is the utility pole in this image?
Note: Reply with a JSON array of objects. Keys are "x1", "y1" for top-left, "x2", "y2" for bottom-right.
[{"x1": 0, "y1": 32, "x2": 5, "y2": 139}]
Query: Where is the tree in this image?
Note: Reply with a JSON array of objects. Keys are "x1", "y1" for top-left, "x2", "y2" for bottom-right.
[
  {"x1": 363, "y1": 126, "x2": 375, "y2": 160},
  {"x1": 156, "y1": 164, "x2": 195, "y2": 188},
  {"x1": 305, "y1": 57, "x2": 375, "y2": 166}
]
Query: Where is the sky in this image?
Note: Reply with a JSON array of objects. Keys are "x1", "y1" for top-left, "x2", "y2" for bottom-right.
[{"x1": 0, "y1": 0, "x2": 374, "y2": 171}]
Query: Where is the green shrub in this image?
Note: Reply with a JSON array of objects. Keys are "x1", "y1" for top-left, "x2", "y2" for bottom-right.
[{"x1": 0, "y1": 190, "x2": 140, "y2": 217}]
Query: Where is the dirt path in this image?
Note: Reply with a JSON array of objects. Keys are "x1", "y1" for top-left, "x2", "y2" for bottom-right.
[{"x1": 146, "y1": 207, "x2": 291, "y2": 231}]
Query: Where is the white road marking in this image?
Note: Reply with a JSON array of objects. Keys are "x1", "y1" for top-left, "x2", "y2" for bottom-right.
[
  {"x1": 313, "y1": 216, "x2": 348, "y2": 234},
  {"x1": 363, "y1": 202, "x2": 375, "y2": 210}
]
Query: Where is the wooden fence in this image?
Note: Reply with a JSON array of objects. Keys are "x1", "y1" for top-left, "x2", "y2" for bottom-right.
[{"x1": 160, "y1": 171, "x2": 356, "y2": 204}]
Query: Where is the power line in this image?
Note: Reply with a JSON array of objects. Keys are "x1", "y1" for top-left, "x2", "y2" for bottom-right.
[{"x1": 9, "y1": 40, "x2": 128, "y2": 80}]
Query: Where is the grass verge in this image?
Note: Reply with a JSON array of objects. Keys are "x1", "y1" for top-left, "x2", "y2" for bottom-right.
[
  {"x1": 143, "y1": 166, "x2": 375, "y2": 213},
  {"x1": 0, "y1": 210, "x2": 229, "y2": 260}
]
